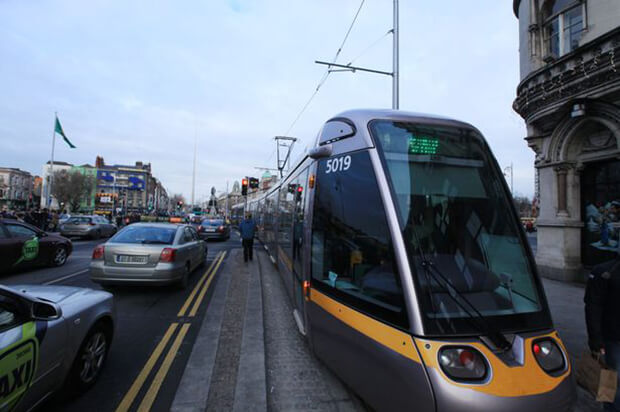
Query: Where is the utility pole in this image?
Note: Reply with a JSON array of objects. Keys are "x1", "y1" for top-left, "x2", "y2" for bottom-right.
[
  {"x1": 392, "y1": 0, "x2": 399, "y2": 109},
  {"x1": 504, "y1": 164, "x2": 514, "y2": 195},
  {"x1": 315, "y1": 0, "x2": 400, "y2": 109},
  {"x1": 191, "y1": 132, "x2": 197, "y2": 207}
]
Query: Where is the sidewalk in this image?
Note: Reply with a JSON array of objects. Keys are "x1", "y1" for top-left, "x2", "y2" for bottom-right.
[
  {"x1": 171, "y1": 245, "x2": 603, "y2": 411},
  {"x1": 171, "y1": 247, "x2": 365, "y2": 412},
  {"x1": 543, "y1": 278, "x2": 602, "y2": 411}
]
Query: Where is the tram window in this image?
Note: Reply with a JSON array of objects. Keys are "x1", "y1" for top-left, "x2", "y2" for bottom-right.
[
  {"x1": 278, "y1": 184, "x2": 294, "y2": 258},
  {"x1": 311, "y1": 150, "x2": 408, "y2": 329}
]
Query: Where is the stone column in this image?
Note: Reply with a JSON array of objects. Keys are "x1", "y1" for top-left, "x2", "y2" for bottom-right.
[{"x1": 555, "y1": 166, "x2": 569, "y2": 217}]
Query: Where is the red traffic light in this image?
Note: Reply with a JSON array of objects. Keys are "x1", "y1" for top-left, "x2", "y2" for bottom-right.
[
  {"x1": 297, "y1": 186, "x2": 303, "y2": 193},
  {"x1": 242, "y1": 178, "x2": 248, "y2": 186}
]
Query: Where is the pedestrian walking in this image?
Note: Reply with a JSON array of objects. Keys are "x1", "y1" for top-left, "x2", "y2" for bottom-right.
[
  {"x1": 239, "y1": 213, "x2": 256, "y2": 262},
  {"x1": 585, "y1": 257, "x2": 620, "y2": 411}
]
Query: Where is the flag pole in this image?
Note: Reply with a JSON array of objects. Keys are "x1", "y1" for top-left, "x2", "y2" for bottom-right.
[{"x1": 47, "y1": 112, "x2": 57, "y2": 209}]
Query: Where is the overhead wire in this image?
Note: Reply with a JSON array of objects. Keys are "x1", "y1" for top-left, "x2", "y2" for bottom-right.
[
  {"x1": 346, "y1": 29, "x2": 392, "y2": 66},
  {"x1": 282, "y1": 0, "x2": 366, "y2": 137}
]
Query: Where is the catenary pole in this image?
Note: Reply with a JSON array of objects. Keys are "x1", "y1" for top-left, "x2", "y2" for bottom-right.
[
  {"x1": 191, "y1": 132, "x2": 197, "y2": 207},
  {"x1": 392, "y1": 0, "x2": 399, "y2": 109}
]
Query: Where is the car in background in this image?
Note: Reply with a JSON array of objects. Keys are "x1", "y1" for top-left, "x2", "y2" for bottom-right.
[
  {"x1": 0, "y1": 219, "x2": 73, "y2": 273},
  {"x1": 0, "y1": 284, "x2": 115, "y2": 411},
  {"x1": 90, "y1": 223, "x2": 207, "y2": 289},
  {"x1": 197, "y1": 218, "x2": 230, "y2": 241},
  {"x1": 59, "y1": 213, "x2": 72, "y2": 225},
  {"x1": 60, "y1": 215, "x2": 117, "y2": 239}
]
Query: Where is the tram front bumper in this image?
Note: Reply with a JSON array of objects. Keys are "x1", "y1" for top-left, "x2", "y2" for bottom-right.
[{"x1": 425, "y1": 363, "x2": 576, "y2": 412}]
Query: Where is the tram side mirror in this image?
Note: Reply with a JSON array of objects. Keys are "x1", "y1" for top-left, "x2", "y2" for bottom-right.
[{"x1": 309, "y1": 144, "x2": 333, "y2": 159}]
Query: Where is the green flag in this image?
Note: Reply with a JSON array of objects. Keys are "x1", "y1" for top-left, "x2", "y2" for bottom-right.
[{"x1": 54, "y1": 116, "x2": 76, "y2": 148}]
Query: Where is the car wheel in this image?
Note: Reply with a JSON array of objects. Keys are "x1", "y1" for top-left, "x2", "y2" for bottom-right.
[
  {"x1": 67, "y1": 323, "x2": 110, "y2": 392},
  {"x1": 51, "y1": 246, "x2": 68, "y2": 267},
  {"x1": 178, "y1": 264, "x2": 190, "y2": 289}
]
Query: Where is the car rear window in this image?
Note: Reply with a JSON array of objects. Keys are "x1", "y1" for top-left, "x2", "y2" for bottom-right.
[
  {"x1": 203, "y1": 219, "x2": 224, "y2": 226},
  {"x1": 109, "y1": 226, "x2": 176, "y2": 244},
  {"x1": 68, "y1": 217, "x2": 91, "y2": 224}
]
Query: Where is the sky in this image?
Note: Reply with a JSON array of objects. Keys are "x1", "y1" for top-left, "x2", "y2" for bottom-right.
[{"x1": 0, "y1": 0, "x2": 533, "y2": 201}]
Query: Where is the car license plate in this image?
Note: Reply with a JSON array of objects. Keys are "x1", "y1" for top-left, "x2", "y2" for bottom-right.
[
  {"x1": 116, "y1": 255, "x2": 148, "y2": 264},
  {"x1": 206, "y1": 227, "x2": 216, "y2": 232}
]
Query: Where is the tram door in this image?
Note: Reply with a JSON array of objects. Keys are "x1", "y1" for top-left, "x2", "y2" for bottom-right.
[
  {"x1": 309, "y1": 150, "x2": 426, "y2": 409},
  {"x1": 292, "y1": 169, "x2": 309, "y2": 324}
]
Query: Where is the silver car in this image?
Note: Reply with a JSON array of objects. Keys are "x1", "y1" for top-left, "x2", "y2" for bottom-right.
[
  {"x1": 0, "y1": 284, "x2": 115, "y2": 412},
  {"x1": 90, "y1": 223, "x2": 207, "y2": 289},
  {"x1": 60, "y1": 215, "x2": 117, "y2": 239}
]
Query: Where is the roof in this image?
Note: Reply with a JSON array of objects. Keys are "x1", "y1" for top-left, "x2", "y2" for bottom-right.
[
  {"x1": 45, "y1": 161, "x2": 72, "y2": 166},
  {"x1": 330, "y1": 108, "x2": 473, "y2": 129}
]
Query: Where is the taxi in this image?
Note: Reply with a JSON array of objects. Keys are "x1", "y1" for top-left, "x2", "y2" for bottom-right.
[{"x1": 0, "y1": 284, "x2": 115, "y2": 411}]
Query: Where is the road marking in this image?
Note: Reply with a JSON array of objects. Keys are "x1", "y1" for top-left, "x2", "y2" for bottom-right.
[
  {"x1": 177, "y1": 252, "x2": 222, "y2": 317},
  {"x1": 43, "y1": 268, "x2": 89, "y2": 285},
  {"x1": 137, "y1": 323, "x2": 191, "y2": 412},
  {"x1": 188, "y1": 251, "x2": 226, "y2": 317},
  {"x1": 115, "y1": 323, "x2": 179, "y2": 412}
]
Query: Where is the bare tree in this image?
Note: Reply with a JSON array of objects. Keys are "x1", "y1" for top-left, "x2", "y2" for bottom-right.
[
  {"x1": 170, "y1": 193, "x2": 186, "y2": 210},
  {"x1": 51, "y1": 170, "x2": 94, "y2": 212},
  {"x1": 513, "y1": 195, "x2": 533, "y2": 217}
]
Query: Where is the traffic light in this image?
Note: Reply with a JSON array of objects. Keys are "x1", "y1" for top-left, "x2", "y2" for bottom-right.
[
  {"x1": 249, "y1": 177, "x2": 259, "y2": 189},
  {"x1": 296, "y1": 185, "x2": 303, "y2": 201},
  {"x1": 241, "y1": 178, "x2": 248, "y2": 196},
  {"x1": 177, "y1": 201, "x2": 183, "y2": 209}
]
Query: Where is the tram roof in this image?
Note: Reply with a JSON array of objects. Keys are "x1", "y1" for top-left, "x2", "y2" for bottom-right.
[{"x1": 329, "y1": 108, "x2": 473, "y2": 128}]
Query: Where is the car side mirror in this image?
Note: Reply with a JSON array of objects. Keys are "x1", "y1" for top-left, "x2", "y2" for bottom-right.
[{"x1": 31, "y1": 301, "x2": 62, "y2": 320}]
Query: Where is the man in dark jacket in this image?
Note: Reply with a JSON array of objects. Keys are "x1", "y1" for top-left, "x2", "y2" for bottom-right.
[
  {"x1": 585, "y1": 258, "x2": 620, "y2": 411},
  {"x1": 239, "y1": 213, "x2": 256, "y2": 262}
]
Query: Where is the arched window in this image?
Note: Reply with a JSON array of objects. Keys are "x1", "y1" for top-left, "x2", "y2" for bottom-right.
[{"x1": 542, "y1": 0, "x2": 585, "y2": 58}]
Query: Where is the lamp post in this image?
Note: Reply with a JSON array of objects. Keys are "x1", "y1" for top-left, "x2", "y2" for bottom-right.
[{"x1": 504, "y1": 163, "x2": 514, "y2": 195}]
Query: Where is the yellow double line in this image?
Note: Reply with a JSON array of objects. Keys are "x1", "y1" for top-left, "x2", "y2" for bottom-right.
[{"x1": 116, "y1": 251, "x2": 227, "y2": 412}]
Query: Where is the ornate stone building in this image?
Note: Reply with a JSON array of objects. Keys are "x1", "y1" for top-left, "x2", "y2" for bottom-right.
[{"x1": 513, "y1": 0, "x2": 620, "y2": 281}]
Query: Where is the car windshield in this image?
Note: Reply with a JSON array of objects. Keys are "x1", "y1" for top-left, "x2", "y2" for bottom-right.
[
  {"x1": 68, "y1": 217, "x2": 91, "y2": 224},
  {"x1": 370, "y1": 120, "x2": 549, "y2": 335},
  {"x1": 203, "y1": 219, "x2": 224, "y2": 226},
  {"x1": 109, "y1": 226, "x2": 176, "y2": 245}
]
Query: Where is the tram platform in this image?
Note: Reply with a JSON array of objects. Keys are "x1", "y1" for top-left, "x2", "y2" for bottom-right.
[
  {"x1": 170, "y1": 247, "x2": 366, "y2": 412},
  {"x1": 171, "y1": 244, "x2": 602, "y2": 412}
]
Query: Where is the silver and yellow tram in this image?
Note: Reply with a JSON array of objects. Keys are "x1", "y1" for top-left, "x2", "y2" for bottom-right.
[{"x1": 248, "y1": 109, "x2": 576, "y2": 411}]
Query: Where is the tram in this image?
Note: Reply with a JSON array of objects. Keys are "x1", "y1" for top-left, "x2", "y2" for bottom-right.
[{"x1": 248, "y1": 109, "x2": 576, "y2": 411}]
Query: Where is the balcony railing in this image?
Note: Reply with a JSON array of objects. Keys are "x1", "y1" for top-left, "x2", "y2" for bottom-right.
[{"x1": 514, "y1": 27, "x2": 620, "y2": 121}]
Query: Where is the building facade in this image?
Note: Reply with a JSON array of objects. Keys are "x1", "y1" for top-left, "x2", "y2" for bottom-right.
[
  {"x1": 513, "y1": 0, "x2": 620, "y2": 281},
  {"x1": 94, "y1": 156, "x2": 167, "y2": 215},
  {"x1": 0, "y1": 168, "x2": 33, "y2": 210},
  {"x1": 71, "y1": 164, "x2": 97, "y2": 213}
]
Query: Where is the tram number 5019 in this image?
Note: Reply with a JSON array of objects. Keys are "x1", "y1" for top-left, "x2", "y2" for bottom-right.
[{"x1": 325, "y1": 156, "x2": 351, "y2": 174}]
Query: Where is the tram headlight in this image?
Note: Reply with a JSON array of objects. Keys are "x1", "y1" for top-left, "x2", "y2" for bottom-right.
[
  {"x1": 532, "y1": 338, "x2": 566, "y2": 374},
  {"x1": 438, "y1": 346, "x2": 488, "y2": 382}
]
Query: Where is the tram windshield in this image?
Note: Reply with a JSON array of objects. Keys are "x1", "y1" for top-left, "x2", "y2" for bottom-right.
[{"x1": 371, "y1": 120, "x2": 550, "y2": 335}]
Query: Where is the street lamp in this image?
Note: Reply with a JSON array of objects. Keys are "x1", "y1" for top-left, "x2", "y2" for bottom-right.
[{"x1": 503, "y1": 163, "x2": 514, "y2": 195}]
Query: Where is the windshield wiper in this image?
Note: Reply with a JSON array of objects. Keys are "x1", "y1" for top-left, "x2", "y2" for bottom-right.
[
  {"x1": 420, "y1": 259, "x2": 512, "y2": 351},
  {"x1": 406, "y1": 222, "x2": 511, "y2": 351}
]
